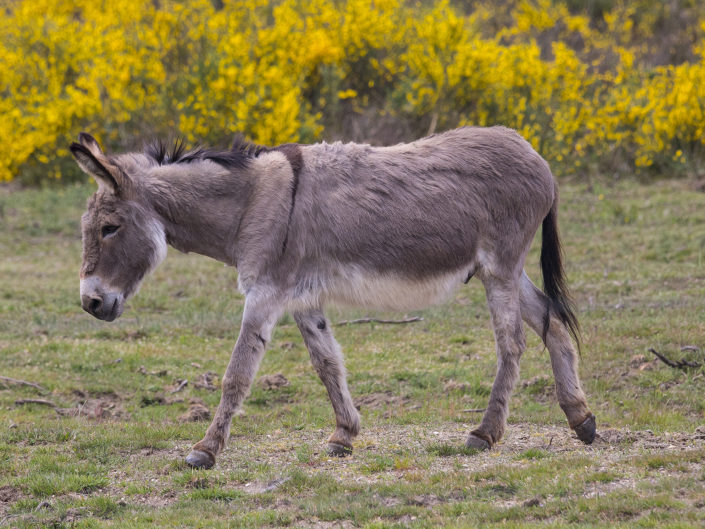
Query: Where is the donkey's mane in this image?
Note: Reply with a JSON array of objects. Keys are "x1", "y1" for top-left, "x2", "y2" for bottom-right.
[{"x1": 144, "y1": 135, "x2": 269, "y2": 170}]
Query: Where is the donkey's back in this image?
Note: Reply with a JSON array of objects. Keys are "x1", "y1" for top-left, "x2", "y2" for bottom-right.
[{"x1": 288, "y1": 127, "x2": 556, "y2": 311}]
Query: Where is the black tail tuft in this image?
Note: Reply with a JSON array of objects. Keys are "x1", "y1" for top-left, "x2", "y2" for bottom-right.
[{"x1": 540, "y1": 201, "x2": 581, "y2": 351}]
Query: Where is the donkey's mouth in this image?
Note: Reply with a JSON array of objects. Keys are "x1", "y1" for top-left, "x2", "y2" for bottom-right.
[
  {"x1": 84, "y1": 295, "x2": 124, "y2": 321},
  {"x1": 80, "y1": 277, "x2": 126, "y2": 321},
  {"x1": 103, "y1": 298, "x2": 124, "y2": 322}
]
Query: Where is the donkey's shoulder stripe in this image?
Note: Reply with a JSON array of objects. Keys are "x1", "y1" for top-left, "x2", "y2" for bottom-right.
[
  {"x1": 274, "y1": 144, "x2": 302, "y2": 255},
  {"x1": 273, "y1": 143, "x2": 303, "y2": 179}
]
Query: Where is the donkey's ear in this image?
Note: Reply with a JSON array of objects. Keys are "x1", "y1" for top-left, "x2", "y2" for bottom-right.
[
  {"x1": 69, "y1": 142, "x2": 119, "y2": 193},
  {"x1": 78, "y1": 132, "x2": 104, "y2": 158}
]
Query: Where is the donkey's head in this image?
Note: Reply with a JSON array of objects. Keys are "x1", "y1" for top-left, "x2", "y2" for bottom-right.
[{"x1": 70, "y1": 133, "x2": 167, "y2": 321}]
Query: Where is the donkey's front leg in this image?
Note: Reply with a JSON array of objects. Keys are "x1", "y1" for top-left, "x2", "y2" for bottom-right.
[
  {"x1": 294, "y1": 309, "x2": 360, "y2": 456},
  {"x1": 467, "y1": 276, "x2": 526, "y2": 450},
  {"x1": 186, "y1": 294, "x2": 282, "y2": 469}
]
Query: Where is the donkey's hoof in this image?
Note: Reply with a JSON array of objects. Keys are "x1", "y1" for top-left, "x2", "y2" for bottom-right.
[
  {"x1": 185, "y1": 449, "x2": 215, "y2": 469},
  {"x1": 326, "y1": 442, "x2": 353, "y2": 457},
  {"x1": 465, "y1": 433, "x2": 491, "y2": 451},
  {"x1": 574, "y1": 414, "x2": 596, "y2": 445}
]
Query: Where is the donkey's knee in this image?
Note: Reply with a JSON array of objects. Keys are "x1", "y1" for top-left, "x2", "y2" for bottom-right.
[{"x1": 220, "y1": 370, "x2": 253, "y2": 405}]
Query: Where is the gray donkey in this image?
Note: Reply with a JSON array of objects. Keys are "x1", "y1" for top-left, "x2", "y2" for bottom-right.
[{"x1": 70, "y1": 127, "x2": 596, "y2": 469}]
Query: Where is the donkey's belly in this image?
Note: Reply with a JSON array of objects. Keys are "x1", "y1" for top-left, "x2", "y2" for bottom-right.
[{"x1": 322, "y1": 266, "x2": 470, "y2": 311}]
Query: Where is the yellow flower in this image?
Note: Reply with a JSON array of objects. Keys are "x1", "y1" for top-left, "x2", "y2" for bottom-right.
[
  {"x1": 337, "y1": 89, "x2": 358, "y2": 100},
  {"x1": 1, "y1": 0, "x2": 703, "y2": 182}
]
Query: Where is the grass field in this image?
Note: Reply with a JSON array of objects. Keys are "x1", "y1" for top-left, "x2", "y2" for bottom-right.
[{"x1": 1, "y1": 178, "x2": 704, "y2": 528}]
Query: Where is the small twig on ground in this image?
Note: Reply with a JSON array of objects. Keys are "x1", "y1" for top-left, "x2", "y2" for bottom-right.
[
  {"x1": 15, "y1": 398, "x2": 56, "y2": 407},
  {"x1": 34, "y1": 500, "x2": 53, "y2": 512},
  {"x1": 681, "y1": 345, "x2": 700, "y2": 353},
  {"x1": 336, "y1": 316, "x2": 423, "y2": 326},
  {"x1": 461, "y1": 408, "x2": 486, "y2": 413},
  {"x1": 0, "y1": 376, "x2": 46, "y2": 393},
  {"x1": 0, "y1": 514, "x2": 21, "y2": 526},
  {"x1": 262, "y1": 477, "x2": 290, "y2": 493},
  {"x1": 170, "y1": 379, "x2": 188, "y2": 393},
  {"x1": 137, "y1": 365, "x2": 168, "y2": 376},
  {"x1": 648, "y1": 348, "x2": 702, "y2": 370}
]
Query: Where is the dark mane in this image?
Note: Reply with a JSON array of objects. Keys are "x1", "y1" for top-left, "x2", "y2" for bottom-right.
[
  {"x1": 144, "y1": 135, "x2": 270, "y2": 169},
  {"x1": 144, "y1": 138, "x2": 187, "y2": 165}
]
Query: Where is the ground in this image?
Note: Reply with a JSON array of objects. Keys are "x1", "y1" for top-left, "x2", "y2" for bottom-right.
[{"x1": 0, "y1": 178, "x2": 704, "y2": 528}]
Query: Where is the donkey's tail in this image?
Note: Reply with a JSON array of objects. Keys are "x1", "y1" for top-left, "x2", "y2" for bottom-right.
[{"x1": 540, "y1": 196, "x2": 581, "y2": 350}]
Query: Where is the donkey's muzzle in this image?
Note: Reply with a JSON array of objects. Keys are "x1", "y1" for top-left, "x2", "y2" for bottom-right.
[{"x1": 81, "y1": 293, "x2": 122, "y2": 321}]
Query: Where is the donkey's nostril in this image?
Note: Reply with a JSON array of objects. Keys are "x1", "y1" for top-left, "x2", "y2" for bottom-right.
[
  {"x1": 82, "y1": 294, "x2": 103, "y2": 316},
  {"x1": 89, "y1": 297, "x2": 102, "y2": 314}
]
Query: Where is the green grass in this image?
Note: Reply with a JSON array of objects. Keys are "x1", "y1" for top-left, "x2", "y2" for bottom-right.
[{"x1": 1, "y1": 179, "x2": 704, "y2": 527}]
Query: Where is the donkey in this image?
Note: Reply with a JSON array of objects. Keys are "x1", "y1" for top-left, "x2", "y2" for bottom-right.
[{"x1": 70, "y1": 127, "x2": 596, "y2": 469}]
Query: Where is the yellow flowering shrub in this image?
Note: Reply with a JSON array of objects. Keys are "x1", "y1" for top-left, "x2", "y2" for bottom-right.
[{"x1": 1, "y1": 0, "x2": 704, "y2": 183}]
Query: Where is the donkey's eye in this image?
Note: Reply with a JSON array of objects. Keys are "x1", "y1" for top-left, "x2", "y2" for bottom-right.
[{"x1": 101, "y1": 225, "x2": 120, "y2": 238}]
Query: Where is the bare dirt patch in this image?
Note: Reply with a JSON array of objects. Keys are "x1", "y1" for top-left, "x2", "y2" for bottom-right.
[
  {"x1": 258, "y1": 373, "x2": 290, "y2": 390},
  {"x1": 240, "y1": 421, "x2": 705, "y2": 487},
  {"x1": 0, "y1": 485, "x2": 22, "y2": 516},
  {"x1": 194, "y1": 371, "x2": 219, "y2": 391},
  {"x1": 295, "y1": 520, "x2": 355, "y2": 529},
  {"x1": 443, "y1": 379, "x2": 473, "y2": 392},
  {"x1": 13, "y1": 420, "x2": 701, "y2": 525},
  {"x1": 55, "y1": 396, "x2": 126, "y2": 419},
  {"x1": 595, "y1": 426, "x2": 705, "y2": 450},
  {"x1": 353, "y1": 391, "x2": 410, "y2": 411},
  {"x1": 407, "y1": 493, "x2": 443, "y2": 506},
  {"x1": 179, "y1": 399, "x2": 211, "y2": 422}
]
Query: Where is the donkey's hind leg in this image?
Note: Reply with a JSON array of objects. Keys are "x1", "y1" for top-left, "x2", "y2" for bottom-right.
[
  {"x1": 467, "y1": 274, "x2": 526, "y2": 450},
  {"x1": 294, "y1": 309, "x2": 360, "y2": 456},
  {"x1": 519, "y1": 271, "x2": 595, "y2": 444}
]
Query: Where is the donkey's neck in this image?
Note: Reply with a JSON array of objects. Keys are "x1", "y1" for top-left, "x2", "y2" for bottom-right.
[{"x1": 139, "y1": 163, "x2": 254, "y2": 265}]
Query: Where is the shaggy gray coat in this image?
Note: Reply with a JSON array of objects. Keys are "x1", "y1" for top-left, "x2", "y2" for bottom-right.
[{"x1": 70, "y1": 127, "x2": 595, "y2": 469}]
